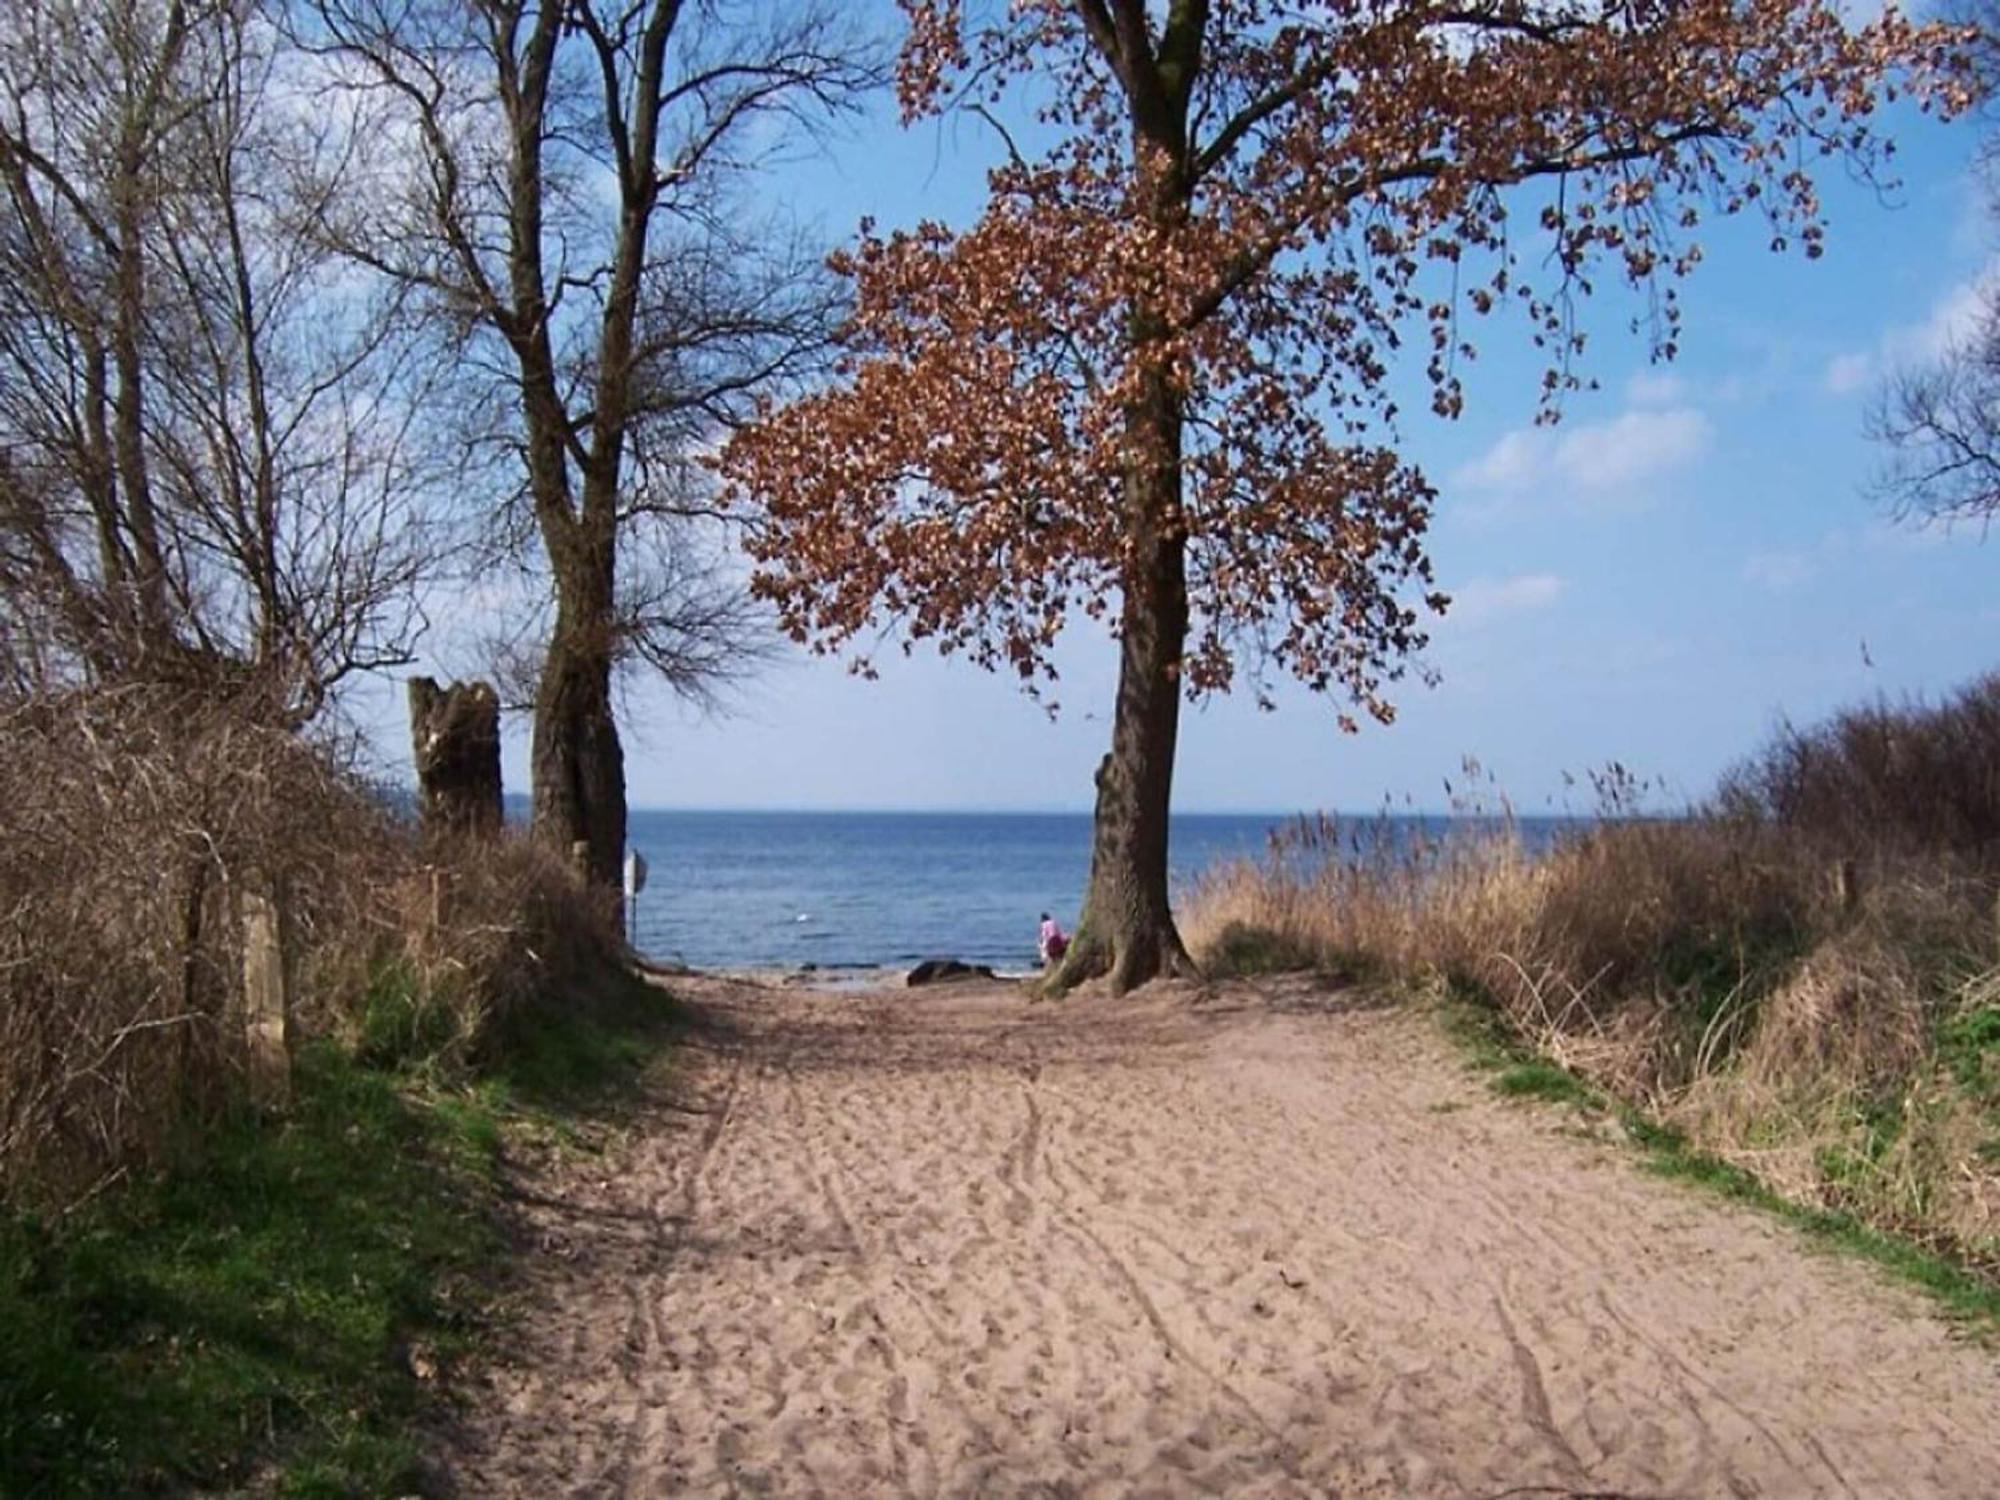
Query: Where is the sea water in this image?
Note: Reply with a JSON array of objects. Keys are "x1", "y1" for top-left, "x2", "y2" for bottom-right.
[{"x1": 621, "y1": 809, "x2": 1572, "y2": 973}]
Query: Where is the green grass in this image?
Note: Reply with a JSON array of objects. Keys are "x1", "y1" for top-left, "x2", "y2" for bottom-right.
[
  {"x1": 1437, "y1": 992, "x2": 2000, "y2": 1338},
  {"x1": 354, "y1": 958, "x2": 464, "y2": 1075},
  {"x1": 484, "y1": 969, "x2": 682, "y2": 1115},
  {"x1": 1201, "y1": 921, "x2": 1383, "y2": 983},
  {"x1": 1624, "y1": 1115, "x2": 2000, "y2": 1331},
  {"x1": 1202, "y1": 921, "x2": 1321, "y2": 977},
  {"x1": 0, "y1": 1046, "x2": 497, "y2": 1498},
  {"x1": 1492, "y1": 1059, "x2": 1604, "y2": 1108},
  {"x1": 0, "y1": 970, "x2": 683, "y2": 1499},
  {"x1": 1939, "y1": 999, "x2": 2000, "y2": 1101}
]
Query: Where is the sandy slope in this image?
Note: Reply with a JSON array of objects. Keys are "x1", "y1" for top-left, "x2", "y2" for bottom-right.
[{"x1": 436, "y1": 976, "x2": 2000, "y2": 1498}]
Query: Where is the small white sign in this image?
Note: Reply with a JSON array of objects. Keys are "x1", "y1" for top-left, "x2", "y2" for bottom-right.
[{"x1": 623, "y1": 848, "x2": 648, "y2": 897}]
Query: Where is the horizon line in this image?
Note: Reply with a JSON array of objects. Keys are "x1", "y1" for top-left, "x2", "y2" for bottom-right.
[{"x1": 610, "y1": 803, "x2": 1572, "y2": 819}]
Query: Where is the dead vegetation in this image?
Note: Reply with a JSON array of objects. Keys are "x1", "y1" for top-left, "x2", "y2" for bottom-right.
[
  {"x1": 0, "y1": 683, "x2": 622, "y2": 1208},
  {"x1": 1183, "y1": 675, "x2": 2000, "y2": 1271}
]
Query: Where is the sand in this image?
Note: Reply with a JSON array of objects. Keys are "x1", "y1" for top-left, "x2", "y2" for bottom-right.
[{"x1": 435, "y1": 974, "x2": 2000, "y2": 1497}]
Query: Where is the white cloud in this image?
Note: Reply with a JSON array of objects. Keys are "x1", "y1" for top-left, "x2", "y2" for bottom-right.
[
  {"x1": 1823, "y1": 264, "x2": 1997, "y2": 397},
  {"x1": 1950, "y1": 168, "x2": 1992, "y2": 258},
  {"x1": 1454, "y1": 407, "x2": 1711, "y2": 499},
  {"x1": 1742, "y1": 550, "x2": 1814, "y2": 592},
  {"x1": 1557, "y1": 409, "x2": 1710, "y2": 490},
  {"x1": 1822, "y1": 352, "x2": 1872, "y2": 396},
  {"x1": 1715, "y1": 365, "x2": 1783, "y2": 407},
  {"x1": 1625, "y1": 369, "x2": 1687, "y2": 407},
  {"x1": 1894, "y1": 276, "x2": 1990, "y2": 362},
  {"x1": 1851, "y1": 516, "x2": 1959, "y2": 552},
  {"x1": 1455, "y1": 428, "x2": 1547, "y2": 492},
  {"x1": 1821, "y1": 352, "x2": 1869, "y2": 394},
  {"x1": 1447, "y1": 572, "x2": 1566, "y2": 625}
]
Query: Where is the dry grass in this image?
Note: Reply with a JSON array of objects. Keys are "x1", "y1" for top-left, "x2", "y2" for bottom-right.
[
  {"x1": 0, "y1": 684, "x2": 620, "y2": 1208},
  {"x1": 1183, "y1": 677, "x2": 2000, "y2": 1271}
]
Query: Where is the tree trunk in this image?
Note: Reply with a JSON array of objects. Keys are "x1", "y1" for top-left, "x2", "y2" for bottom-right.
[
  {"x1": 1049, "y1": 384, "x2": 1200, "y2": 995},
  {"x1": 531, "y1": 530, "x2": 627, "y2": 930},
  {"x1": 407, "y1": 676, "x2": 503, "y2": 837},
  {"x1": 531, "y1": 620, "x2": 625, "y2": 908}
]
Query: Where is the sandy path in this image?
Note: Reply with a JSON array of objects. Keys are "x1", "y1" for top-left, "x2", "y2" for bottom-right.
[{"x1": 438, "y1": 976, "x2": 2000, "y2": 1497}]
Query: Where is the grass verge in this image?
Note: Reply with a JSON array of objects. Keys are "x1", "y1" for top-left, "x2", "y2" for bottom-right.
[
  {"x1": 1439, "y1": 995, "x2": 2000, "y2": 1338},
  {"x1": 0, "y1": 968, "x2": 681, "y2": 1499}
]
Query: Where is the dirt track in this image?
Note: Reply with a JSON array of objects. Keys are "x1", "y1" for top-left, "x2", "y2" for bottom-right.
[{"x1": 438, "y1": 976, "x2": 2000, "y2": 1497}]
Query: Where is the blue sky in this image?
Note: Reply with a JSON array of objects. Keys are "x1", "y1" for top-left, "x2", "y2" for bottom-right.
[{"x1": 354, "y1": 13, "x2": 1998, "y2": 817}]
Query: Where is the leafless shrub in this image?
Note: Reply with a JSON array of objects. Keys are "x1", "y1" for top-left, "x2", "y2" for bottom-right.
[
  {"x1": 0, "y1": 682, "x2": 619, "y2": 1207},
  {"x1": 1717, "y1": 672, "x2": 2000, "y2": 864},
  {"x1": 0, "y1": 684, "x2": 361, "y2": 1200}
]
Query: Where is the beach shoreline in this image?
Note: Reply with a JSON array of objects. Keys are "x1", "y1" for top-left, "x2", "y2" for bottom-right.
[{"x1": 641, "y1": 957, "x2": 1043, "y2": 993}]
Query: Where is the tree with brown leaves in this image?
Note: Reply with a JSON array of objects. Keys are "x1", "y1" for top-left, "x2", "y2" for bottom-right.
[{"x1": 724, "y1": 0, "x2": 1971, "y2": 993}]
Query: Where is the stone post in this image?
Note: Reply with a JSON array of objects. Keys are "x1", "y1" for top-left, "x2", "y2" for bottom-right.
[
  {"x1": 241, "y1": 885, "x2": 292, "y2": 1112},
  {"x1": 1833, "y1": 856, "x2": 1860, "y2": 917}
]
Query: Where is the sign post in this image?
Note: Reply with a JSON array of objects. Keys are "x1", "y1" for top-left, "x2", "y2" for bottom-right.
[{"x1": 622, "y1": 847, "x2": 648, "y2": 944}]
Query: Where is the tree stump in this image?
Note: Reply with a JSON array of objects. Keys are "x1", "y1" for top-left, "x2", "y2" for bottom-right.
[{"x1": 408, "y1": 677, "x2": 503, "y2": 837}]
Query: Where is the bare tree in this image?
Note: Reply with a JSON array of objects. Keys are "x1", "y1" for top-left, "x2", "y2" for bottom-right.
[
  {"x1": 0, "y1": 0, "x2": 444, "y2": 720},
  {"x1": 1870, "y1": 1, "x2": 2000, "y2": 529},
  {"x1": 1870, "y1": 303, "x2": 2000, "y2": 529},
  {"x1": 292, "y1": 0, "x2": 876, "y2": 904}
]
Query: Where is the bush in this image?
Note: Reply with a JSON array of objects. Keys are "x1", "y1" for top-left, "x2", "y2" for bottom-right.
[
  {"x1": 0, "y1": 679, "x2": 654, "y2": 1492},
  {"x1": 1718, "y1": 671, "x2": 2000, "y2": 862},
  {"x1": 0, "y1": 684, "x2": 622, "y2": 1208}
]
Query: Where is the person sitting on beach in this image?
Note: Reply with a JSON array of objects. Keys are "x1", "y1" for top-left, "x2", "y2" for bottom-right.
[{"x1": 1038, "y1": 912, "x2": 1068, "y2": 967}]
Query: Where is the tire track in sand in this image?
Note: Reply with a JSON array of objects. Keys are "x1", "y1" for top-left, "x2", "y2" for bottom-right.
[
  {"x1": 439, "y1": 975, "x2": 2000, "y2": 1499},
  {"x1": 1018, "y1": 1069, "x2": 1314, "y2": 1482}
]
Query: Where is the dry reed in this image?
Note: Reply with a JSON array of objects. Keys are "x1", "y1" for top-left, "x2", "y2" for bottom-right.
[{"x1": 1183, "y1": 676, "x2": 2000, "y2": 1267}]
